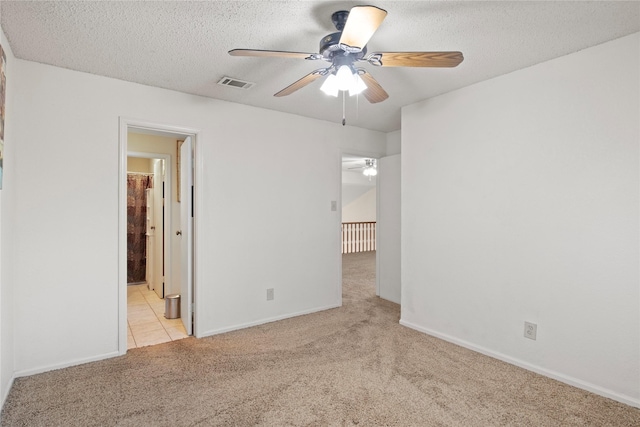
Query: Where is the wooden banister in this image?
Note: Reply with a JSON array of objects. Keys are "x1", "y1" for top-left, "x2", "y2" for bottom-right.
[{"x1": 341, "y1": 222, "x2": 376, "y2": 254}]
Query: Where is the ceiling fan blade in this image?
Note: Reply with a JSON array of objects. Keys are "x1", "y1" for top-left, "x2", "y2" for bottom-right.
[
  {"x1": 338, "y1": 5, "x2": 387, "y2": 52},
  {"x1": 359, "y1": 70, "x2": 389, "y2": 104},
  {"x1": 366, "y1": 51, "x2": 464, "y2": 67},
  {"x1": 229, "y1": 49, "x2": 321, "y2": 60},
  {"x1": 274, "y1": 69, "x2": 326, "y2": 97}
]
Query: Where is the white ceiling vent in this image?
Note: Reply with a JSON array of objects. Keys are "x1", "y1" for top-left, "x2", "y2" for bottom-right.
[{"x1": 217, "y1": 76, "x2": 255, "y2": 90}]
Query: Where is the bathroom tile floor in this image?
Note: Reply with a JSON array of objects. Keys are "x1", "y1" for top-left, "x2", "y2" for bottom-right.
[{"x1": 127, "y1": 284, "x2": 188, "y2": 349}]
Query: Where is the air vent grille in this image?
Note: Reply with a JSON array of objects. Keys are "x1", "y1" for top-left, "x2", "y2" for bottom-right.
[{"x1": 217, "y1": 77, "x2": 255, "y2": 90}]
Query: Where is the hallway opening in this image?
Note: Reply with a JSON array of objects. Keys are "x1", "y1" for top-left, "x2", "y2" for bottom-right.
[
  {"x1": 119, "y1": 118, "x2": 198, "y2": 354},
  {"x1": 341, "y1": 153, "x2": 377, "y2": 298}
]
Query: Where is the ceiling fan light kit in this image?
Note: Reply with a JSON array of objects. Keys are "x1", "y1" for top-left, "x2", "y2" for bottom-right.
[
  {"x1": 320, "y1": 74, "x2": 339, "y2": 97},
  {"x1": 229, "y1": 5, "x2": 463, "y2": 124},
  {"x1": 320, "y1": 65, "x2": 367, "y2": 97},
  {"x1": 349, "y1": 158, "x2": 378, "y2": 178},
  {"x1": 350, "y1": 73, "x2": 368, "y2": 96},
  {"x1": 363, "y1": 166, "x2": 378, "y2": 177}
]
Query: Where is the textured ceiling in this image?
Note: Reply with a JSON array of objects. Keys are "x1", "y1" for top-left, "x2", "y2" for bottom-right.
[{"x1": 2, "y1": 1, "x2": 639, "y2": 132}]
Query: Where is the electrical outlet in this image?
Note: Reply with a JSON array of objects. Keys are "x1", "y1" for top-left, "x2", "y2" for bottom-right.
[
  {"x1": 524, "y1": 321, "x2": 537, "y2": 340},
  {"x1": 266, "y1": 288, "x2": 274, "y2": 301}
]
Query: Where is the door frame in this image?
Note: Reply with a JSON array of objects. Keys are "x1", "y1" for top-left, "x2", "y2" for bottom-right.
[
  {"x1": 340, "y1": 149, "x2": 380, "y2": 295},
  {"x1": 127, "y1": 151, "x2": 171, "y2": 297},
  {"x1": 118, "y1": 117, "x2": 200, "y2": 354}
]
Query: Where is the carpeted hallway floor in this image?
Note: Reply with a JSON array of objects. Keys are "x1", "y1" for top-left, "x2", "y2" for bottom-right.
[{"x1": 2, "y1": 251, "x2": 639, "y2": 426}]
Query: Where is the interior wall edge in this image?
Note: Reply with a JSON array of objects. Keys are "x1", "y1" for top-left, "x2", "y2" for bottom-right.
[
  {"x1": 0, "y1": 375, "x2": 14, "y2": 409},
  {"x1": 0, "y1": 21, "x2": 17, "y2": 409}
]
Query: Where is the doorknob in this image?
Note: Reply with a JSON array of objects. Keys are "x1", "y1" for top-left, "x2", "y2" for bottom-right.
[{"x1": 176, "y1": 230, "x2": 182, "y2": 236}]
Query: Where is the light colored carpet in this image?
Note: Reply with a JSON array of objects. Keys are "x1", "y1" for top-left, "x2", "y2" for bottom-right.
[{"x1": 2, "y1": 251, "x2": 639, "y2": 426}]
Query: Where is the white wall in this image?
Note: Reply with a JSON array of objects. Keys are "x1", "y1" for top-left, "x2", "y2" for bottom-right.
[
  {"x1": 342, "y1": 184, "x2": 371, "y2": 207},
  {"x1": 126, "y1": 157, "x2": 152, "y2": 173},
  {"x1": 8, "y1": 58, "x2": 387, "y2": 375},
  {"x1": 386, "y1": 131, "x2": 401, "y2": 156},
  {"x1": 128, "y1": 133, "x2": 182, "y2": 295},
  {"x1": 0, "y1": 23, "x2": 15, "y2": 405},
  {"x1": 342, "y1": 187, "x2": 376, "y2": 222},
  {"x1": 401, "y1": 33, "x2": 639, "y2": 406},
  {"x1": 376, "y1": 154, "x2": 400, "y2": 304},
  {"x1": 342, "y1": 168, "x2": 377, "y2": 222}
]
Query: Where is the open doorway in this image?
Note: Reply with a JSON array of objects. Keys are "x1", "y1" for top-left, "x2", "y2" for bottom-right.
[
  {"x1": 126, "y1": 157, "x2": 154, "y2": 286},
  {"x1": 126, "y1": 155, "x2": 167, "y2": 294},
  {"x1": 126, "y1": 152, "x2": 187, "y2": 348},
  {"x1": 119, "y1": 119, "x2": 197, "y2": 353},
  {"x1": 341, "y1": 153, "x2": 378, "y2": 297},
  {"x1": 341, "y1": 152, "x2": 401, "y2": 305}
]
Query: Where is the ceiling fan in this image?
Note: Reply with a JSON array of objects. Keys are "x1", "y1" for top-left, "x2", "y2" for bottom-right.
[
  {"x1": 347, "y1": 158, "x2": 378, "y2": 178},
  {"x1": 228, "y1": 5, "x2": 464, "y2": 104}
]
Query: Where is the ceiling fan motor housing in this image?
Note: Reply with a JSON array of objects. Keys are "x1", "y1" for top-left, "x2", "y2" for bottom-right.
[{"x1": 319, "y1": 32, "x2": 367, "y2": 61}]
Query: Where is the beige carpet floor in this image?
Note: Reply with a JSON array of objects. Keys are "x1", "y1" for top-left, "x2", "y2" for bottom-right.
[{"x1": 2, "y1": 251, "x2": 639, "y2": 426}]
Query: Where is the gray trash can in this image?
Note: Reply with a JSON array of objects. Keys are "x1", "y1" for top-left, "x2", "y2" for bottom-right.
[{"x1": 165, "y1": 294, "x2": 180, "y2": 319}]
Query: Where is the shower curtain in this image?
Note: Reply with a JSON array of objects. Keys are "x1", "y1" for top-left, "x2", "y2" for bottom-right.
[{"x1": 127, "y1": 174, "x2": 153, "y2": 283}]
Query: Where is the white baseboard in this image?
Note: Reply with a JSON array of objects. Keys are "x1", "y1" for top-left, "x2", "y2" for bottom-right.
[
  {"x1": 198, "y1": 303, "x2": 342, "y2": 338},
  {"x1": 12, "y1": 304, "x2": 343, "y2": 377},
  {"x1": 14, "y1": 351, "x2": 121, "y2": 379},
  {"x1": 399, "y1": 319, "x2": 640, "y2": 409}
]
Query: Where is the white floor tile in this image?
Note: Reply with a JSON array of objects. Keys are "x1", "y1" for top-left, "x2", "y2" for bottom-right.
[{"x1": 127, "y1": 282, "x2": 188, "y2": 349}]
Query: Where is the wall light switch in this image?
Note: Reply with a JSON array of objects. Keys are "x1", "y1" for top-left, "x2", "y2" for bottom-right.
[{"x1": 331, "y1": 201, "x2": 337, "y2": 211}]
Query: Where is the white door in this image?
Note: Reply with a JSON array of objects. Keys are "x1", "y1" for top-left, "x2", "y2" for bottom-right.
[
  {"x1": 145, "y1": 188, "x2": 155, "y2": 289},
  {"x1": 153, "y1": 159, "x2": 165, "y2": 298},
  {"x1": 180, "y1": 137, "x2": 194, "y2": 335}
]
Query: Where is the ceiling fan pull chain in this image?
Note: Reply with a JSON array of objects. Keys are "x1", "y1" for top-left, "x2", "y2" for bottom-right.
[{"x1": 342, "y1": 91, "x2": 346, "y2": 126}]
